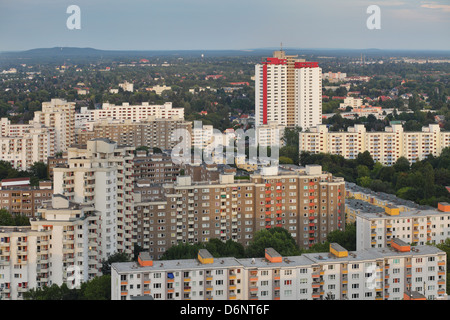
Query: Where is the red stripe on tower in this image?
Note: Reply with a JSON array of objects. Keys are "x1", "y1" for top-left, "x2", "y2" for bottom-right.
[{"x1": 263, "y1": 63, "x2": 268, "y2": 124}]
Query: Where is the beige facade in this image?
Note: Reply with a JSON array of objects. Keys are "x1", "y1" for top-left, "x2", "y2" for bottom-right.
[
  {"x1": 132, "y1": 165, "x2": 345, "y2": 259},
  {"x1": 0, "y1": 181, "x2": 53, "y2": 218},
  {"x1": 300, "y1": 123, "x2": 450, "y2": 166},
  {"x1": 75, "y1": 117, "x2": 192, "y2": 151},
  {"x1": 31, "y1": 99, "x2": 75, "y2": 153}
]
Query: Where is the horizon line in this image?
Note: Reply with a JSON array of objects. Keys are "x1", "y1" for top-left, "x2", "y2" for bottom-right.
[{"x1": 2, "y1": 46, "x2": 450, "y2": 54}]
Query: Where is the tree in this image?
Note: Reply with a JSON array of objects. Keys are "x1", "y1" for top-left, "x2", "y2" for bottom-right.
[
  {"x1": 23, "y1": 283, "x2": 79, "y2": 300},
  {"x1": 0, "y1": 209, "x2": 14, "y2": 226},
  {"x1": 326, "y1": 223, "x2": 356, "y2": 251},
  {"x1": 393, "y1": 156, "x2": 410, "y2": 173},
  {"x1": 357, "y1": 151, "x2": 374, "y2": 170},
  {"x1": 29, "y1": 162, "x2": 48, "y2": 180},
  {"x1": 101, "y1": 252, "x2": 131, "y2": 275},
  {"x1": 282, "y1": 126, "x2": 302, "y2": 147},
  {"x1": 80, "y1": 275, "x2": 111, "y2": 300},
  {"x1": 245, "y1": 227, "x2": 301, "y2": 258},
  {"x1": 279, "y1": 156, "x2": 294, "y2": 164}
]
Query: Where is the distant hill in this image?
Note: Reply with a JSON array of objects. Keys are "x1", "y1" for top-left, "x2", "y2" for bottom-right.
[{"x1": 1, "y1": 47, "x2": 449, "y2": 63}]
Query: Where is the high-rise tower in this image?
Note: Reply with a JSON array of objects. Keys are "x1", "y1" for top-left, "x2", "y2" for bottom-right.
[{"x1": 255, "y1": 51, "x2": 322, "y2": 130}]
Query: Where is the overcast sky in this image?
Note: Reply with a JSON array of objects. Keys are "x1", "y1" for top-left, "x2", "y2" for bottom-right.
[{"x1": 0, "y1": 0, "x2": 449, "y2": 52}]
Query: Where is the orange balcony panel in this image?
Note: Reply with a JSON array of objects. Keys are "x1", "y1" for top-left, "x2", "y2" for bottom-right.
[
  {"x1": 276, "y1": 224, "x2": 282, "y2": 227},
  {"x1": 265, "y1": 190, "x2": 271, "y2": 194},
  {"x1": 309, "y1": 215, "x2": 315, "y2": 220},
  {"x1": 309, "y1": 202, "x2": 315, "y2": 207},
  {"x1": 309, "y1": 196, "x2": 315, "y2": 200},
  {"x1": 276, "y1": 217, "x2": 282, "y2": 221},
  {"x1": 265, "y1": 184, "x2": 271, "y2": 187},
  {"x1": 121, "y1": 292, "x2": 128, "y2": 296},
  {"x1": 265, "y1": 218, "x2": 271, "y2": 222},
  {"x1": 276, "y1": 189, "x2": 282, "y2": 193},
  {"x1": 265, "y1": 204, "x2": 271, "y2": 208},
  {"x1": 276, "y1": 183, "x2": 282, "y2": 186},
  {"x1": 276, "y1": 203, "x2": 282, "y2": 207},
  {"x1": 276, "y1": 196, "x2": 282, "y2": 201},
  {"x1": 265, "y1": 225, "x2": 271, "y2": 229},
  {"x1": 265, "y1": 197, "x2": 271, "y2": 202},
  {"x1": 276, "y1": 210, "x2": 282, "y2": 214}
]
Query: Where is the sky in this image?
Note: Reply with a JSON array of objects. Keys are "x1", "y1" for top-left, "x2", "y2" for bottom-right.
[{"x1": 0, "y1": 0, "x2": 449, "y2": 52}]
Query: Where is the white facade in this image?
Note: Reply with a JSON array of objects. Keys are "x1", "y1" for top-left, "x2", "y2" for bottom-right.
[
  {"x1": 300, "y1": 123, "x2": 450, "y2": 166},
  {"x1": 111, "y1": 246, "x2": 447, "y2": 301},
  {"x1": 31, "y1": 98, "x2": 75, "y2": 153},
  {"x1": 0, "y1": 122, "x2": 55, "y2": 170},
  {"x1": 53, "y1": 139, "x2": 136, "y2": 258},
  {"x1": 75, "y1": 102, "x2": 184, "y2": 129},
  {"x1": 0, "y1": 195, "x2": 101, "y2": 300},
  {"x1": 294, "y1": 67, "x2": 322, "y2": 130},
  {"x1": 255, "y1": 121, "x2": 285, "y2": 148}
]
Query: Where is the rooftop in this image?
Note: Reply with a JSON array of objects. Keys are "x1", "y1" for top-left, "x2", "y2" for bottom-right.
[{"x1": 112, "y1": 245, "x2": 444, "y2": 274}]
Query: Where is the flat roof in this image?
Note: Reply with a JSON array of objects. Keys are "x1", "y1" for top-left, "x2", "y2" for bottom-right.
[{"x1": 112, "y1": 245, "x2": 445, "y2": 273}]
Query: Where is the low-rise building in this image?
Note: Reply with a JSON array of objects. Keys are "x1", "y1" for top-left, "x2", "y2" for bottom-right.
[{"x1": 111, "y1": 244, "x2": 447, "y2": 300}]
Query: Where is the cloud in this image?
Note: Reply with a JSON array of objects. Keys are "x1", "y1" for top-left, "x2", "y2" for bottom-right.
[{"x1": 420, "y1": 1, "x2": 450, "y2": 12}]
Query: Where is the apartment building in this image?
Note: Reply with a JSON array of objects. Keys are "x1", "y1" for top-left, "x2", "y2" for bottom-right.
[
  {"x1": 132, "y1": 165, "x2": 345, "y2": 258},
  {"x1": 255, "y1": 50, "x2": 322, "y2": 130},
  {"x1": 111, "y1": 243, "x2": 446, "y2": 300},
  {"x1": 350, "y1": 199, "x2": 450, "y2": 251},
  {"x1": 75, "y1": 102, "x2": 184, "y2": 129},
  {"x1": 53, "y1": 138, "x2": 136, "y2": 258},
  {"x1": 47, "y1": 152, "x2": 68, "y2": 180},
  {"x1": 299, "y1": 123, "x2": 450, "y2": 166},
  {"x1": 31, "y1": 98, "x2": 76, "y2": 153},
  {"x1": 75, "y1": 117, "x2": 192, "y2": 151},
  {"x1": 345, "y1": 182, "x2": 450, "y2": 250},
  {"x1": 0, "y1": 180, "x2": 52, "y2": 218},
  {"x1": 255, "y1": 121, "x2": 285, "y2": 148},
  {"x1": 0, "y1": 122, "x2": 56, "y2": 171},
  {"x1": 133, "y1": 152, "x2": 181, "y2": 184},
  {"x1": 0, "y1": 195, "x2": 101, "y2": 300}
]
